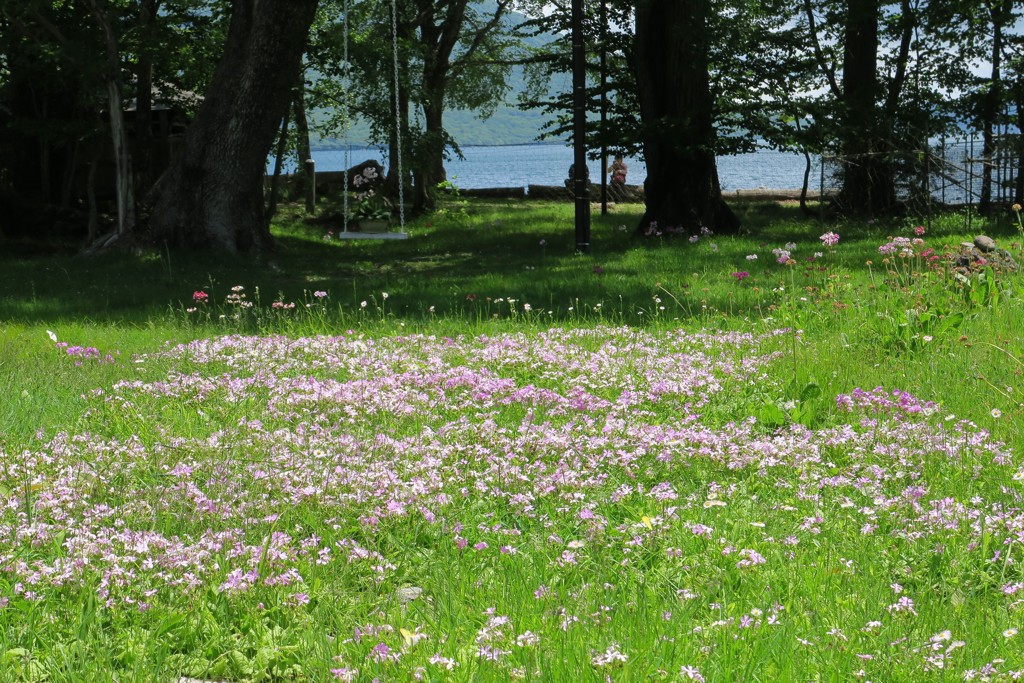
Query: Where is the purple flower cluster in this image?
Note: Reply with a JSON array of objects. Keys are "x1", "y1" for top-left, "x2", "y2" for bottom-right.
[
  {"x1": 3, "y1": 326, "x2": 1020, "y2": 678},
  {"x1": 835, "y1": 386, "x2": 938, "y2": 418},
  {"x1": 55, "y1": 342, "x2": 117, "y2": 365}
]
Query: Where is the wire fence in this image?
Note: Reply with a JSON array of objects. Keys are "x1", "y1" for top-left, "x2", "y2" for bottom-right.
[{"x1": 817, "y1": 129, "x2": 1022, "y2": 227}]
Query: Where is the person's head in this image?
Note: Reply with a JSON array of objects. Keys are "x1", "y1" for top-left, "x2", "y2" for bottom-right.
[{"x1": 614, "y1": 156, "x2": 622, "y2": 163}]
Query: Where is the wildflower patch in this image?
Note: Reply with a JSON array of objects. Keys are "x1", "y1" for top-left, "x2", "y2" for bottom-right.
[{"x1": 1, "y1": 326, "x2": 1021, "y2": 680}]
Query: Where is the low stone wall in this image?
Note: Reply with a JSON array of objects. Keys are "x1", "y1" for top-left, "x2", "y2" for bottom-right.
[
  {"x1": 460, "y1": 187, "x2": 526, "y2": 199},
  {"x1": 526, "y1": 183, "x2": 645, "y2": 203},
  {"x1": 463, "y1": 186, "x2": 824, "y2": 203},
  {"x1": 729, "y1": 188, "x2": 828, "y2": 201}
]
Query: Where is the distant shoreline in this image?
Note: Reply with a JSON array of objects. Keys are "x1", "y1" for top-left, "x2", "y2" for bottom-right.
[
  {"x1": 282, "y1": 143, "x2": 829, "y2": 193},
  {"x1": 311, "y1": 140, "x2": 564, "y2": 152}
]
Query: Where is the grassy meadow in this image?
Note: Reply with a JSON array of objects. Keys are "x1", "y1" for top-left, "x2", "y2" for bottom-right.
[{"x1": 1, "y1": 198, "x2": 1024, "y2": 682}]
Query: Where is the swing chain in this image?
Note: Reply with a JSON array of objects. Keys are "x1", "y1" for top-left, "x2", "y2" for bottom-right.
[
  {"x1": 391, "y1": 0, "x2": 405, "y2": 229},
  {"x1": 342, "y1": 0, "x2": 350, "y2": 233}
]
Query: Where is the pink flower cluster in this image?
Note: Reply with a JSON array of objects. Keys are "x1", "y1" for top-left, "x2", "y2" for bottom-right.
[
  {"x1": 878, "y1": 236, "x2": 916, "y2": 256},
  {"x1": 819, "y1": 231, "x2": 840, "y2": 247}
]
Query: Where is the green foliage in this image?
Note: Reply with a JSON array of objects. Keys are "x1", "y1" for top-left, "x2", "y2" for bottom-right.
[
  {"x1": 304, "y1": 0, "x2": 527, "y2": 195},
  {"x1": 751, "y1": 379, "x2": 824, "y2": 429},
  {"x1": 876, "y1": 306, "x2": 968, "y2": 353},
  {"x1": 517, "y1": 0, "x2": 641, "y2": 157},
  {"x1": 958, "y1": 267, "x2": 1006, "y2": 309}
]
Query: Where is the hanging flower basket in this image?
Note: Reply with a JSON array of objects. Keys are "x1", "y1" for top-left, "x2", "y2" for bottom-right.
[{"x1": 349, "y1": 167, "x2": 393, "y2": 233}]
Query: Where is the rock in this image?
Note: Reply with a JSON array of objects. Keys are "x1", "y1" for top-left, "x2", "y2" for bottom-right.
[
  {"x1": 995, "y1": 252, "x2": 1019, "y2": 271},
  {"x1": 974, "y1": 235, "x2": 997, "y2": 252},
  {"x1": 395, "y1": 586, "x2": 423, "y2": 604},
  {"x1": 948, "y1": 242, "x2": 1018, "y2": 276}
]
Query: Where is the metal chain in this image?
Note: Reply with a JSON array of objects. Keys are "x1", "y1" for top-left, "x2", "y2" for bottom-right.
[
  {"x1": 342, "y1": 0, "x2": 350, "y2": 233},
  {"x1": 391, "y1": 0, "x2": 405, "y2": 229}
]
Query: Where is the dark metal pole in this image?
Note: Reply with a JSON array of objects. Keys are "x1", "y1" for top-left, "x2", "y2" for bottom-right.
[
  {"x1": 572, "y1": 0, "x2": 591, "y2": 253},
  {"x1": 599, "y1": 0, "x2": 608, "y2": 216},
  {"x1": 304, "y1": 158, "x2": 316, "y2": 214}
]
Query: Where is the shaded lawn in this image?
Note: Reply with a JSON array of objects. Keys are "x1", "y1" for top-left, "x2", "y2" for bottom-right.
[{"x1": 1, "y1": 198, "x2": 1016, "y2": 326}]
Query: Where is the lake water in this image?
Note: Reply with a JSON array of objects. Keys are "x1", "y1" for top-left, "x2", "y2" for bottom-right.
[{"x1": 300, "y1": 143, "x2": 812, "y2": 191}]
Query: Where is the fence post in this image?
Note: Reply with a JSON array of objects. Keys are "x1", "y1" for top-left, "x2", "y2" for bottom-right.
[
  {"x1": 940, "y1": 134, "x2": 946, "y2": 206},
  {"x1": 304, "y1": 158, "x2": 316, "y2": 215},
  {"x1": 819, "y1": 155, "x2": 826, "y2": 224},
  {"x1": 966, "y1": 137, "x2": 974, "y2": 232}
]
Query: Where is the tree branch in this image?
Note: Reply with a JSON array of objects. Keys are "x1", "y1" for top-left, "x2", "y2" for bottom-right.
[
  {"x1": 449, "y1": 0, "x2": 510, "y2": 79},
  {"x1": 802, "y1": 0, "x2": 842, "y2": 99}
]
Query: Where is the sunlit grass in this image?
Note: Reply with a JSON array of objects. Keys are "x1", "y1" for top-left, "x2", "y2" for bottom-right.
[{"x1": 1, "y1": 199, "x2": 1023, "y2": 681}]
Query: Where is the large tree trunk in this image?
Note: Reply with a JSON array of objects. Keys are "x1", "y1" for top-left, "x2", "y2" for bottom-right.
[
  {"x1": 149, "y1": 0, "x2": 319, "y2": 253},
  {"x1": 412, "y1": 0, "x2": 466, "y2": 213},
  {"x1": 414, "y1": 96, "x2": 446, "y2": 213},
  {"x1": 409, "y1": 0, "x2": 508, "y2": 213},
  {"x1": 633, "y1": 0, "x2": 738, "y2": 236},
  {"x1": 838, "y1": 0, "x2": 895, "y2": 216}
]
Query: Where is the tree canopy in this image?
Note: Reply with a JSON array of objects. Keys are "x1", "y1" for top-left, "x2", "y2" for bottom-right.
[{"x1": 0, "y1": 0, "x2": 1020, "y2": 250}]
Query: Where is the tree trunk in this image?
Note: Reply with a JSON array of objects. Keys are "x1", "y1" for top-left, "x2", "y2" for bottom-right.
[
  {"x1": 107, "y1": 80, "x2": 136, "y2": 236},
  {"x1": 38, "y1": 91, "x2": 53, "y2": 204},
  {"x1": 838, "y1": 0, "x2": 895, "y2": 216},
  {"x1": 293, "y1": 83, "x2": 315, "y2": 214},
  {"x1": 634, "y1": 0, "x2": 738, "y2": 236},
  {"x1": 411, "y1": 0, "x2": 468, "y2": 213},
  {"x1": 414, "y1": 97, "x2": 446, "y2": 213},
  {"x1": 90, "y1": 0, "x2": 135, "y2": 237},
  {"x1": 60, "y1": 140, "x2": 79, "y2": 209},
  {"x1": 978, "y1": 0, "x2": 1008, "y2": 215},
  {"x1": 149, "y1": 0, "x2": 319, "y2": 252},
  {"x1": 134, "y1": 0, "x2": 161, "y2": 198},
  {"x1": 265, "y1": 109, "x2": 291, "y2": 221},
  {"x1": 87, "y1": 156, "x2": 100, "y2": 242},
  {"x1": 792, "y1": 112, "x2": 815, "y2": 216}
]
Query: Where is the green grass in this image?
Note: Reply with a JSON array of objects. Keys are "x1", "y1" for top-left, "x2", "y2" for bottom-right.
[
  {"x1": 1, "y1": 199, "x2": 1023, "y2": 681},
  {"x1": 3, "y1": 197, "x2": 1021, "y2": 433}
]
